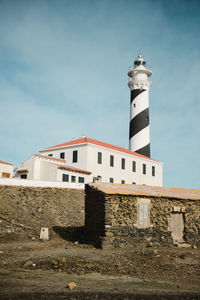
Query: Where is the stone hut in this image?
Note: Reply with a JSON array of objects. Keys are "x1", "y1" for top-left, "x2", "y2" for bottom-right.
[{"x1": 85, "y1": 183, "x2": 200, "y2": 248}]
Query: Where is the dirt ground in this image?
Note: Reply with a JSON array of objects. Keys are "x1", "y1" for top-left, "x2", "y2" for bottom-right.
[
  {"x1": 0, "y1": 233, "x2": 200, "y2": 300},
  {"x1": 0, "y1": 186, "x2": 199, "y2": 299}
]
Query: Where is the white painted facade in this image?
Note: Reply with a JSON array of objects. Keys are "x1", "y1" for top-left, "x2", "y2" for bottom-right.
[
  {"x1": 0, "y1": 161, "x2": 13, "y2": 178},
  {"x1": 39, "y1": 137, "x2": 163, "y2": 186},
  {"x1": 14, "y1": 154, "x2": 92, "y2": 184},
  {"x1": 0, "y1": 178, "x2": 84, "y2": 189}
]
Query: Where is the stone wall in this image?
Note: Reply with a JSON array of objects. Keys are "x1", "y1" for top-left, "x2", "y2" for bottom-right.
[
  {"x1": 0, "y1": 185, "x2": 85, "y2": 240},
  {"x1": 85, "y1": 185, "x2": 200, "y2": 248},
  {"x1": 85, "y1": 185, "x2": 105, "y2": 238}
]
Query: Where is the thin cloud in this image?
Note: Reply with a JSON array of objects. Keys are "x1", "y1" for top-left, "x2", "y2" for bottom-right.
[{"x1": 0, "y1": 0, "x2": 199, "y2": 188}]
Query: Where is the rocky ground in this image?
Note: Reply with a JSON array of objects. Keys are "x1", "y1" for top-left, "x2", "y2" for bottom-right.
[
  {"x1": 0, "y1": 185, "x2": 200, "y2": 299},
  {"x1": 0, "y1": 233, "x2": 200, "y2": 299}
]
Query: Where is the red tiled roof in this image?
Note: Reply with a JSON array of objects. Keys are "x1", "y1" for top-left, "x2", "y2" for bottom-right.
[
  {"x1": 0, "y1": 160, "x2": 13, "y2": 166},
  {"x1": 35, "y1": 154, "x2": 66, "y2": 163},
  {"x1": 89, "y1": 183, "x2": 200, "y2": 200},
  {"x1": 40, "y1": 137, "x2": 159, "y2": 162},
  {"x1": 56, "y1": 164, "x2": 91, "y2": 175},
  {"x1": 16, "y1": 169, "x2": 28, "y2": 173}
]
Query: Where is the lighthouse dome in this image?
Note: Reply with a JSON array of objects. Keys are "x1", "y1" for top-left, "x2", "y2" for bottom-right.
[{"x1": 134, "y1": 53, "x2": 146, "y2": 67}]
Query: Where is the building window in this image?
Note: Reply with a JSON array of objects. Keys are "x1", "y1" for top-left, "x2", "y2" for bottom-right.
[
  {"x1": 60, "y1": 152, "x2": 65, "y2": 159},
  {"x1": 97, "y1": 152, "x2": 102, "y2": 164},
  {"x1": 121, "y1": 180, "x2": 125, "y2": 184},
  {"x1": 121, "y1": 158, "x2": 125, "y2": 170},
  {"x1": 143, "y1": 164, "x2": 146, "y2": 175},
  {"x1": 73, "y1": 150, "x2": 78, "y2": 163},
  {"x1": 132, "y1": 182, "x2": 136, "y2": 184},
  {"x1": 138, "y1": 202, "x2": 150, "y2": 228},
  {"x1": 71, "y1": 175, "x2": 76, "y2": 182},
  {"x1": 110, "y1": 155, "x2": 114, "y2": 167},
  {"x1": 2, "y1": 172, "x2": 10, "y2": 178},
  {"x1": 152, "y1": 166, "x2": 155, "y2": 176},
  {"x1": 78, "y1": 177, "x2": 84, "y2": 183},
  {"x1": 21, "y1": 174, "x2": 27, "y2": 179},
  {"x1": 110, "y1": 178, "x2": 114, "y2": 183},
  {"x1": 48, "y1": 154, "x2": 53, "y2": 157},
  {"x1": 97, "y1": 175, "x2": 101, "y2": 179},
  {"x1": 62, "y1": 174, "x2": 69, "y2": 182},
  {"x1": 132, "y1": 161, "x2": 136, "y2": 172}
]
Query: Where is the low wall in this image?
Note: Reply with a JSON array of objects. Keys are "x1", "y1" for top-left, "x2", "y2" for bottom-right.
[
  {"x1": 0, "y1": 178, "x2": 84, "y2": 189},
  {"x1": 85, "y1": 185, "x2": 200, "y2": 248},
  {"x1": 0, "y1": 185, "x2": 85, "y2": 240}
]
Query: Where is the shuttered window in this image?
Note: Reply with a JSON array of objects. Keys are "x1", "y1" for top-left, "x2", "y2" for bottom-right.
[
  {"x1": 62, "y1": 174, "x2": 69, "y2": 182},
  {"x1": 78, "y1": 177, "x2": 84, "y2": 183},
  {"x1": 110, "y1": 155, "x2": 114, "y2": 167},
  {"x1": 121, "y1": 158, "x2": 125, "y2": 170},
  {"x1": 73, "y1": 150, "x2": 78, "y2": 163},
  {"x1": 71, "y1": 176, "x2": 76, "y2": 182},
  {"x1": 132, "y1": 161, "x2": 136, "y2": 172},
  {"x1": 152, "y1": 166, "x2": 155, "y2": 176},
  {"x1": 97, "y1": 152, "x2": 102, "y2": 164},
  {"x1": 143, "y1": 164, "x2": 146, "y2": 174},
  {"x1": 60, "y1": 152, "x2": 65, "y2": 159}
]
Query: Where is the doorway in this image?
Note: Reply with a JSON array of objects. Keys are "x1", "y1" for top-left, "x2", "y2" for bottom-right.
[{"x1": 170, "y1": 213, "x2": 184, "y2": 242}]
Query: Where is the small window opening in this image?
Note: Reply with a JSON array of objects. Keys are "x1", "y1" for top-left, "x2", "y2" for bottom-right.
[
  {"x1": 60, "y1": 152, "x2": 65, "y2": 159},
  {"x1": 71, "y1": 175, "x2": 76, "y2": 182}
]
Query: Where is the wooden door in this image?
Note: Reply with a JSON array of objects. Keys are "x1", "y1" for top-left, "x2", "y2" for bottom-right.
[{"x1": 171, "y1": 213, "x2": 184, "y2": 242}]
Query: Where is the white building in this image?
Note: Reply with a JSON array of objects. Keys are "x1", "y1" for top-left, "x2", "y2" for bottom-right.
[
  {"x1": 0, "y1": 160, "x2": 13, "y2": 178},
  {"x1": 14, "y1": 153, "x2": 92, "y2": 184},
  {"x1": 37, "y1": 136, "x2": 163, "y2": 186},
  {"x1": 14, "y1": 54, "x2": 163, "y2": 187}
]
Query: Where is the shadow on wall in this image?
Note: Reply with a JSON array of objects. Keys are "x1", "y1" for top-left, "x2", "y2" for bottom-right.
[{"x1": 52, "y1": 226, "x2": 101, "y2": 248}]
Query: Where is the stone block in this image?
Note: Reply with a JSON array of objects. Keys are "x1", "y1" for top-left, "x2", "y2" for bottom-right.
[
  {"x1": 40, "y1": 227, "x2": 49, "y2": 240},
  {"x1": 177, "y1": 243, "x2": 191, "y2": 248},
  {"x1": 101, "y1": 243, "x2": 113, "y2": 249},
  {"x1": 172, "y1": 206, "x2": 181, "y2": 212},
  {"x1": 105, "y1": 231, "x2": 114, "y2": 237}
]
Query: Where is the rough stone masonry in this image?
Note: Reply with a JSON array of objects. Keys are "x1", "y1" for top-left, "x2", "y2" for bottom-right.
[
  {"x1": 85, "y1": 183, "x2": 200, "y2": 248},
  {"x1": 0, "y1": 185, "x2": 85, "y2": 240}
]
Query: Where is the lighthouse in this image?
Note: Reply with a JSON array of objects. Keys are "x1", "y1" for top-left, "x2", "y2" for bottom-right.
[{"x1": 128, "y1": 53, "x2": 152, "y2": 157}]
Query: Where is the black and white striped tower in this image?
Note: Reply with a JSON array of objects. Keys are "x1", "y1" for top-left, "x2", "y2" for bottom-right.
[{"x1": 128, "y1": 53, "x2": 152, "y2": 157}]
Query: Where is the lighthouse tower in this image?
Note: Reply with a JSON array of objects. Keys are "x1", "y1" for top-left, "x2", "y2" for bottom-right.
[{"x1": 128, "y1": 53, "x2": 152, "y2": 157}]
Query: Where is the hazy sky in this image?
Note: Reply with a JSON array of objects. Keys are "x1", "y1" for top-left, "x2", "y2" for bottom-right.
[{"x1": 0, "y1": 0, "x2": 199, "y2": 188}]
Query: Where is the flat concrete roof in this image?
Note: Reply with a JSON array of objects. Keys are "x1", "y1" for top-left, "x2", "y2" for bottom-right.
[{"x1": 88, "y1": 183, "x2": 200, "y2": 200}]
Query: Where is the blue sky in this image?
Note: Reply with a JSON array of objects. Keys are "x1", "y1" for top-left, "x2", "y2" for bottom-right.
[{"x1": 0, "y1": 0, "x2": 199, "y2": 188}]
